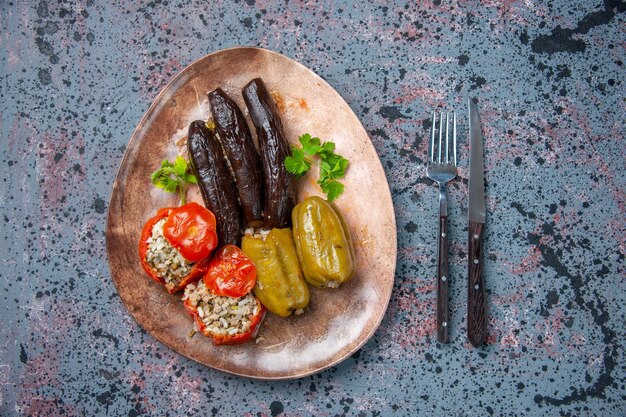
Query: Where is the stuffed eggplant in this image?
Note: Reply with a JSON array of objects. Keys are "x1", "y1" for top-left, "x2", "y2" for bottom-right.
[
  {"x1": 208, "y1": 88, "x2": 264, "y2": 227},
  {"x1": 242, "y1": 78, "x2": 296, "y2": 229},
  {"x1": 187, "y1": 120, "x2": 243, "y2": 246}
]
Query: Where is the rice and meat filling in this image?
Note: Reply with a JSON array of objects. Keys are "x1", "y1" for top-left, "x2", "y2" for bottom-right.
[
  {"x1": 183, "y1": 280, "x2": 259, "y2": 336},
  {"x1": 145, "y1": 218, "x2": 194, "y2": 291}
]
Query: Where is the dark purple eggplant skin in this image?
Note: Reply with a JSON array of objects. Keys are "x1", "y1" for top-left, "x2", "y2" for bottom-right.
[
  {"x1": 208, "y1": 88, "x2": 264, "y2": 228},
  {"x1": 187, "y1": 120, "x2": 243, "y2": 247},
  {"x1": 242, "y1": 78, "x2": 296, "y2": 229}
]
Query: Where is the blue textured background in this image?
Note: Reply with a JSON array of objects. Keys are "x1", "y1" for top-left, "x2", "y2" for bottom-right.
[{"x1": 1, "y1": 1, "x2": 624, "y2": 416}]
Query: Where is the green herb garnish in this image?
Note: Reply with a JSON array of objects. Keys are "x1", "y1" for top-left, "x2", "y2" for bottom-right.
[
  {"x1": 284, "y1": 134, "x2": 348, "y2": 202},
  {"x1": 150, "y1": 156, "x2": 197, "y2": 204}
]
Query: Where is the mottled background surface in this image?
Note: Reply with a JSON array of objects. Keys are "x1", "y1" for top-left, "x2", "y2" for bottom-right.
[{"x1": 1, "y1": 1, "x2": 624, "y2": 416}]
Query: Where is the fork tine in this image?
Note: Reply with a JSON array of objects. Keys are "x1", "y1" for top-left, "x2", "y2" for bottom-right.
[
  {"x1": 452, "y1": 112, "x2": 457, "y2": 166},
  {"x1": 430, "y1": 112, "x2": 436, "y2": 162},
  {"x1": 438, "y1": 113, "x2": 443, "y2": 163},
  {"x1": 445, "y1": 112, "x2": 450, "y2": 164}
]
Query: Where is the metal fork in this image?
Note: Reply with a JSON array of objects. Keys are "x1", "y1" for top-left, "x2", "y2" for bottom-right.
[{"x1": 426, "y1": 111, "x2": 457, "y2": 344}]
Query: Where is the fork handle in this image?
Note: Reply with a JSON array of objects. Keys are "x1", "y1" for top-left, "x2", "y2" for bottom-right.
[
  {"x1": 436, "y1": 215, "x2": 449, "y2": 343},
  {"x1": 467, "y1": 220, "x2": 487, "y2": 347}
]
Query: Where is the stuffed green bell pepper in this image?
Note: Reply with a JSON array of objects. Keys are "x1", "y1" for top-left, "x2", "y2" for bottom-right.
[
  {"x1": 241, "y1": 228, "x2": 310, "y2": 317},
  {"x1": 291, "y1": 196, "x2": 355, "y2": 288}
]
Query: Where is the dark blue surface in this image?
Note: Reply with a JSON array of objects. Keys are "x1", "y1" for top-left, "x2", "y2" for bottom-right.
[{"x1": 1, "y1": 1, "x2": 624, "y2": 416}]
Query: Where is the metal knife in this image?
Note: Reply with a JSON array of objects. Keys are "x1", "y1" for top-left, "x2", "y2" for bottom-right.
[{"x1": 467, "y1": 98, "x2": 487, "y2": 347}]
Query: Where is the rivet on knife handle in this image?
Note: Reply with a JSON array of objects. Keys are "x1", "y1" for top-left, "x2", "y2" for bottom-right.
[{"x1": 467, "y1": 221, "x2": 487, "y2": 347}]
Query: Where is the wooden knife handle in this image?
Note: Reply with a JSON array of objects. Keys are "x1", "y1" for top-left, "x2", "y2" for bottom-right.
[
  {"x1": 467, "y1": 220, "x2": 487, "y2": 347},
  {"x1": 436, "y1": 215, "x2": 449, "y2": 343}
]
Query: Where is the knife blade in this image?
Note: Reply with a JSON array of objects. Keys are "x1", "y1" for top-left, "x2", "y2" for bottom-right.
[{"x1": 467, "y1": 98, "x2": 487, "y2": 347}]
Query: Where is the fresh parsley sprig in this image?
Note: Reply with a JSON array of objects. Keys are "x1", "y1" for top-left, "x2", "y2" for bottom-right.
[
  {"x1": 284, "y1": 134, "x2": 348, "y2": 202},
  {"x1": 150, "y1": 156, "x2": 197, "y2": 205}
]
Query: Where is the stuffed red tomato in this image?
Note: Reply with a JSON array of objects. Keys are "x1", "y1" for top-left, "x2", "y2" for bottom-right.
[
  {"x1": 182, "y1": 245, "x2": 265, "y2": 345},
  {"x1": 139, "y1": 202, "x2": 218, "y2": 293}
]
